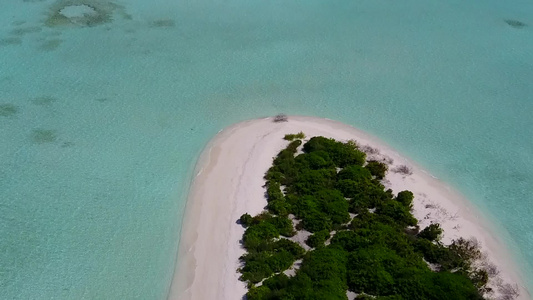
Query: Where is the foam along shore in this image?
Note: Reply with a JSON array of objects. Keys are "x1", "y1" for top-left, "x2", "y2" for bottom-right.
[{"x1": 168, "y1": 116, "x2": 530, "y2": 300}]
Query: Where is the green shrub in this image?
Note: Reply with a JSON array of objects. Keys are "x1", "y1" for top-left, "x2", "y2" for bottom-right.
[
  {"x1": 470, "y1": 269, "x2": 489, "y2": 290},
  {"x1": 287, "y1": 139, "x2": 303, "y2": 152},
  {"x1": 395, "y1": 190, "x2": 414, "y2": 208},
  {"x1": 303, "y1": 136, "x2": 366, "y2": 167},
  {"x1": 284, "y1": 132, "x2": 306, "y2": 141},
  {"x1": 448, "y1": 238, "x2": 483, "y2": 270},
  {"x1": 273, "y1": 239, "x2": 305, "y2": 257},
  {"x1": 377, "y1": 200, "x2": 417, "y2": 227},
  {"x1": 418, "y1": 223, "x2": 443, "y2": 242},
  {"x1": 300, "y1": 247, "x2": 348, "y2": 283},
  {"x1": 239, "y1": 213, "x2": 254, "y2": 227},
  {"x1": 301, "y1": 211, "x2": 332, "y2": 232},
  {"x1": 246, "y1": 285, "x2": 271, "y2": 300},
  {"x1": 330, "y1": 230, "x2": 364, "y2": 252},
  {"x1": 267, "y1": 216, "x2": 295, "y2": 237},
  {"x1": 347, "y1": 248, "x2": 398, "y2": 295},
  {"x1": 266, "y1": 181, "x2": 285, "y2": 202},
  {"x1": 346, "y1": 182, "x2": 394, "y2": 213},
  {"x1": 315, "y1": 189, "x2": 350, "y2": 225},
  {"x1": 295, "y1": 151, "x2": 334, "y2": 170},
  {"x1": 243, "y1": 221, "x2": 279, "y2": 250},
  {"x1": 306, "y1": 229, "x2": 331, "y2": 248},
  {"x1": 365, "y1": 160, "x2": 388, "y2": 179},
  {"x1": 264, "y1": 170, "x2": 283, "y2": 182},
  {"x1": 293, "y1": 169, "x2": 336, "y2": 195},
  {"x1": 240, "y1": 239, "x2": 303, "y2": 283},
  {"x1": 262, "y1": 273, "x2": 291, "y2": 291},
  {"x1": 266, "y1": 199, "x2": 290, "y2": 216},
  {"x1": 337, "y1": 165, "x2": 373, "y2": 182}
]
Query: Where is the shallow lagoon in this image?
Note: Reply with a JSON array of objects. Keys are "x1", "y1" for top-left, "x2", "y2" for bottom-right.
[{"x1": 0, "y1": 0, "x2": 532, "y2": 298}]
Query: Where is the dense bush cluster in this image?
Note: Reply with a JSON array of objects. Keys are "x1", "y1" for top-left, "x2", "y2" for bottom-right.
[
  {"x1": 239, "y1": 135, "x2": 487, "y2": 299},
  {"x1": 239, "y1": 212, "x2": 303, "y2": 283}
]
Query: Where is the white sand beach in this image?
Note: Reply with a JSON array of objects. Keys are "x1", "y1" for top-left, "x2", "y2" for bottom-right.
[{"x1": 168, "y1": 116, "x2": 530, "y2": 300}]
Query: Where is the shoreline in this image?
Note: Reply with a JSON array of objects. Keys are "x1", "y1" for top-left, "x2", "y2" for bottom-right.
[{"x1": 168, "y1": 116, "x2": 530, "y2": 300}]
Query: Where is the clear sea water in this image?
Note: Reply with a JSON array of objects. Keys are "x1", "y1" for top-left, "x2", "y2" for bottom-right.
[{"x1": 1, "y1": 0, "x2": 532, "y2": 298}]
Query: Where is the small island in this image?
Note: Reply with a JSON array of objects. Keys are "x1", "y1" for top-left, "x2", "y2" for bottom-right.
[
  {"x1": 239, "y1": 134, "x2": 506, "y2": 299},
  {"x1": 169, "y1": 116, "x2": 527, "y2": 300}
]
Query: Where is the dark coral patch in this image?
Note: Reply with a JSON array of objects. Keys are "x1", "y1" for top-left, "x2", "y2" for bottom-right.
[
  {"x1": 61, "y1": 141, "x2": 75, "y2": 148},
  {"x1": 0, "y1": 37, "x2": 22, "y2": 46},
  {"x1": 151, "y1": 19, "x2": 175, "y2": 28},
  {"x1": 505, "y1": 19, "x2": 527, "y2": 29},
  {"x1": 0, "y1": 104, "x2": 19, "y2": 117}
]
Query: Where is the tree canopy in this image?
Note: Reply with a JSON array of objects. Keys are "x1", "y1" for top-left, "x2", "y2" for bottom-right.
[{"x1": 239, "y1": 134, "x2": 488, "y2": 300}]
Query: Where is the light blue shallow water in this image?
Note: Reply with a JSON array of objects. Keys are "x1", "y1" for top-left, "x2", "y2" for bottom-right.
[{"x1": 0, "y1": 0, "x2": 532, "y2": 298}]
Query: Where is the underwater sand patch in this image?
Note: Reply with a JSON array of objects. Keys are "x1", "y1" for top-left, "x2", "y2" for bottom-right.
[
  {"x1": 61, "y1": 141, "x2": 75, "y2": 148},
  {"x1": 45, "y1": 0, "x2": 129, "y2": 27},
  {"x1": 60, "y1": 4, "x2": 97, "y2": 18},
  {"x1": 505, "y1": 19, "x2": 527, "y2": 29},
  {"x1": 31, "y1": 129, "x2": 57, "y2": 144},
  {"x1": 0, "y1": 104, "x2": 19, "y2": 117}
]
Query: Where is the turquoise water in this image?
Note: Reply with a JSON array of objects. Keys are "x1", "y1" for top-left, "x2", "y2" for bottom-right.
[{"x1": 1, "y1": 0, "x2": 532, "y2": 298}]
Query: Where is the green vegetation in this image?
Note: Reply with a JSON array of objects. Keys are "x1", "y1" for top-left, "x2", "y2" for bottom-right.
[
  {"x1": 284, "y1": 132, "x2": 306, "y2": 141},
  {"x1": 365, "y1": 160, "x2": 388, "y2": 179},
  {"x1": 418, "y1": 223, "x2": 443, "y2": 242},
  {"x1": 239, "y1": 135, "x2": 490, "y2": 299},
  {"x1": 305, "y1": 229, "x2": 330, "y2": 248}
]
